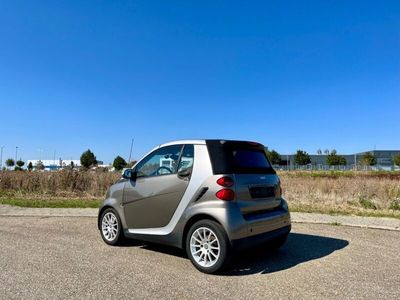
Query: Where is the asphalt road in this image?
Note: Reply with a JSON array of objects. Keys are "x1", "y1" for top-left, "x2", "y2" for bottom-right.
[{"x1": 0, "y1": 217, "x2": 399, "y2": 299}]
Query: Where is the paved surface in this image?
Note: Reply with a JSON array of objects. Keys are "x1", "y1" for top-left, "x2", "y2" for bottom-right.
[
  {"x1": 0, "y1": 217, "x2": 399, "y2": 299},
  {"x1": 1, "y1": 204, "x2": 399, "y2": 231}
]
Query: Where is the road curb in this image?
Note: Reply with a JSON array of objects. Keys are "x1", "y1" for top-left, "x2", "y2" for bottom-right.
[{"x1": 291, "y1": 220, "x2": 400, "y2": 231}]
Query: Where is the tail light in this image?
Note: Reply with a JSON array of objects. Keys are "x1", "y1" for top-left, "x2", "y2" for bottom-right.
[
  {"x1": 216, "y1": 176, "x2": 234, "y2": 187},
  {"x1": 216, "y1": 176, "x2": 235, "y2": 200},
  {"x1": 216, "y1": 189, "x2": 235, "y2": 201}
]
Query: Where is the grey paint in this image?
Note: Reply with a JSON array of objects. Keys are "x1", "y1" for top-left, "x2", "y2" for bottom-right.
[
  {"x1": 127, "y1": 143, "x2": 213, "y2": 235},
  {"x1": 123, "y1": 174, "x2": 189, "y2": 228}
]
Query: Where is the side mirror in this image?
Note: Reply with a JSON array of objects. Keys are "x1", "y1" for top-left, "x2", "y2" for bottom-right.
[
  {"x1": 177, "y1": 168, "x2": 191, "y2": 179},
  {"x1": 122, "y1": 169, "x2": 136, "y2": 180}
]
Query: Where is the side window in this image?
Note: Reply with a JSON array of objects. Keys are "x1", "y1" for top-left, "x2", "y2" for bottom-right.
[
  {"x1": 178, "y1": 145, "x2": 194, "y2": 172},
  {"x1": 136, "y1": 145, "x2": 183, "y2": 177}
]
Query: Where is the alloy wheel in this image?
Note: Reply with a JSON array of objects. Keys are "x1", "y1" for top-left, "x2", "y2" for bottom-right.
[
  {"x1": 190, "y1": 227, "x2": 220, "y2": 268},
  {"x1": 101, "y1": 212, "x2": 119, "y2": 242}
]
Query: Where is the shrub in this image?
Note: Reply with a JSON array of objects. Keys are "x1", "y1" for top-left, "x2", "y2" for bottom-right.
[
  {"x1": 394, "y1": 155, "x2": 400, "y2": 167},
  {"x1": 113, "y1": 156, "x2": 127, "y2": 171},
  {"x1": 294, "y1": 150, "x2": 311, "y2": 165},
  {"x1": 80, "y1": 149, "x2": 97, "y2": 169},
  {"x1": 361, "y1": 152, "x2": 376, "y2": 166},
  {"x1": 389, "y1": 199, "x2": 400, "y2": 210},
  {"x1": 266, "y1": 149, "x2": 282, "y2": 165},
  {"x1": 5, "y1": 158, "x2": 14, "y2": 167},
  {"x1": 326, "y1": 153, "x2": 347, "y2": 166},
  {"x1": 358, "y1": 196, "x2": 377, "y2": 210},
  {"x1": 36, "y1": 160, "x2": 45, "y2": 171}
]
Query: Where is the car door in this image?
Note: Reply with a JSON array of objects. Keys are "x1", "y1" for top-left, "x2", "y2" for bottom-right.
[{"x1": 123, "y1": 144, "x2": 194, "y2": 229}]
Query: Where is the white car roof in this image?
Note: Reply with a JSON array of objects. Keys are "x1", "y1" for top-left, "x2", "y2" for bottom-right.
[{"x1": 159, "y1": 140, "x2": 206, "y2": 147}]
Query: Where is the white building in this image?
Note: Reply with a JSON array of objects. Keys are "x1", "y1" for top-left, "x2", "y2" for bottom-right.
[{"x1": 27, "y1": 159, "x2": 81, "y2": 171}]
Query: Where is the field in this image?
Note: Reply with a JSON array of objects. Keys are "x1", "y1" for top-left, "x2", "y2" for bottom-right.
[
  {"x1": 0, "y1": 170, "x2": 399, "y2": 218},
  {"x1": 279, "y1": 171, "x2": 400, "y2": 218}
]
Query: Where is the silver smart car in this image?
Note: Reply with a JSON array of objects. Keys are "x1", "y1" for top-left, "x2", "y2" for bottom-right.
[{"x1": 98, "y1": 140, "x2": 291, "y2": 273}]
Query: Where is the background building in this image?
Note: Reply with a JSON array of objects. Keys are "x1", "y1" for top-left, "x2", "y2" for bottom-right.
[
  {"x1": 26, "y1": 159, "x2": 81, "y2": 171},
  {"x1": 277, "y1": 150, "x2": 400, "y2": 170},
  {"x1": 26, "y1": 159, "x2": 106, "y2": 171}
]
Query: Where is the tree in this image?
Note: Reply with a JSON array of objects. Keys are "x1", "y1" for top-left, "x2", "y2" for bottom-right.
[
  {"x1": 317, "y1": 149, "x2": 322, "y2": 155},
  {"x1": 70, "y1": 161, "x2": 75, "y2": 169},
  {"x1": 5, "y1": 158, "x2": 14, "y2": 167},
  {"x1": 15, "y1": 160, "x2": 25, "y2": 171},
  {"x1": 326, "y1": 153, "x2": 346, "y2": 166},
  {"x1": 324, "y1": 149, "x2": 330, "y2": 155},
  {"x1": 360, "y1": 152, "x2": 376, "y2": 166},
  {"x1": 113, "y1": 155, "x2": 127, "y2": 171},
  {"x1": 80, "y1": 149, "x2": 97, "y2": 169},
  {"x1": 36, "y1": 160, "x2": 45, "y2": 171},
  {"x1": 331, "y1": 149, "x2": 337, "y2": 155},
  {"x1": 394, "y1": 155, "x2": 400, "y2": 167},
  {"x1": 294, "y1": 150, "x2": 311, "y2": 165},
  {"x1": 27, "y1": 161, "x2": 33, "y2": 171},
  {"x1": 266, "y1": 149, "x2": 282, "y2": 165}
]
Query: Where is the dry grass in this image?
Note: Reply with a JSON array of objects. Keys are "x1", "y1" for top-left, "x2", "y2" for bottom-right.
[
  {"x1": 1, "y1": 170, "x2": 400, "y2": 218},
  {"x1": 0, "y1": 170, "x2": 119, "y2": 199},
  {"x1": 278, "y1": 171, "x2": 400, "y2": 218}
]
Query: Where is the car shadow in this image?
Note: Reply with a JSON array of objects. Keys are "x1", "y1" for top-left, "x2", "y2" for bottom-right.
[
  {"x1": 118, "y1": 232, "x2": 349, "y2": 276},
  {"x1": 117, "y1": 239, "x2": 187, "y2": 258},
  {"x1": 225, "y1": 233, "x2": 349, "y2": 276}
]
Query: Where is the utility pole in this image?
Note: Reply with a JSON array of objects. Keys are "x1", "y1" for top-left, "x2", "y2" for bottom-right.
[
  {"x1": 128, "y1": 138, "x2": 134, "y2": 163},
  {"x1": 287, "y1": 155, "x2": 289, "y2": 171},
  {"x1": 0, "y1": 146, "x2": 4, "y2": 170},
  {"x1": 354, "y1": 153, "x2": 357, "y2": 171},
  {"x1": 15, "y1": 146, "x2": 18, "y2": 164},
  {"x1": 53, "y1": 149, "x2": 56, "y2": 169},
  {"x1": 37, "y1": 149, "x2": 43, "y2": 161}
]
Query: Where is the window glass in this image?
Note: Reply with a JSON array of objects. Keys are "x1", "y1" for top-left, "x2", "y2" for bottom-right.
[
  {"x1": 136, "y1": 145, "x2": 183, "y2": 177},
  {"x1": 233, "y1": 150, "x2": 271, "y2": 169},
  {"x1": 178, "y1": 145, "x2": 194, "y2": 172}
]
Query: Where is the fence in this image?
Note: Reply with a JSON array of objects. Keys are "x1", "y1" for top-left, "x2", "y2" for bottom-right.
[{"x1": 273, "y1": 164, "x2": 400, "y2": 171}]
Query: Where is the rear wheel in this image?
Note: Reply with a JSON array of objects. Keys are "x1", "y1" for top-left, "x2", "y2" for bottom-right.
[
  {"x1": 186, "y1": 220, "x2": 231, "y2": 274},
  {"x1": 100, "y1": 208, "x2": 125, "y2": 245}
]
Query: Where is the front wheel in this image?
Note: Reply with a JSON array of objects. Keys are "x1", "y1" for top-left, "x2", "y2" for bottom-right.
[
  {"x1": 186, "y1": 220, "x2": 231, "y2": 274},
  {"x1": 100, "y1": 208, "x2": 125, "y2": 245}
]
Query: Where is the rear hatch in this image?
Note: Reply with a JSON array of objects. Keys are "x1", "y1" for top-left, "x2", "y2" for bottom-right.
[{"x1": 206, "y1": 140, "x2": 282, "y2": 215}]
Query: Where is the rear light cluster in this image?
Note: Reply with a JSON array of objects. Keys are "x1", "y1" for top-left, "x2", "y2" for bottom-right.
[{"x1": 216, "y1": 176, "x2": 235, "y2": 201}]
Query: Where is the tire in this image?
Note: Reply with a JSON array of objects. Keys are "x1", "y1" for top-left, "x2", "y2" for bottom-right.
[
  {"x1": 100, "y1": 208, "x2": 125, "y2": 246},
  {"x1": 185, "y1": 220, "x2": 231, "y2": 274}
]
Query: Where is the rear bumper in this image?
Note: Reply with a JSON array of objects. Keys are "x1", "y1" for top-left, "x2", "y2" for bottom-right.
[
  {"x1": 226, "y1": 200, "x2": 291, "y2": 250},
  {"x1": 231, "y1": 224, "x2": 291, "y2": 250}
]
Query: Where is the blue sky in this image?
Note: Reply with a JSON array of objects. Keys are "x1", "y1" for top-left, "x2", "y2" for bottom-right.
[{"x1": 0, "y1": 0, "x2": 399, "y2": 163}]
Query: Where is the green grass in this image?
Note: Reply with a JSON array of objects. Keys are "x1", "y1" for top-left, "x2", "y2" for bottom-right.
[
  {"x1": 0, "y1": 198, "x2": 102, "y2": 208},
  {"x1": 290, "y1": 204, "x2": 400, "y2": 220},
  {"x1": 329, "y1": 221, "x2": 342, "y2": 226},
  {"x1": 2, "y1": 198, "x2": 400, "y2": 220}
]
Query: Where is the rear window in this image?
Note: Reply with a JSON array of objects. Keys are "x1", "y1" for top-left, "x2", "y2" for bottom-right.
[
  {"x1": 233, "y1": 150, "x2": 271, "y2": 169},
  {"x1": 206, "y1": 140, "x2": 275, "y2": 174}
]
